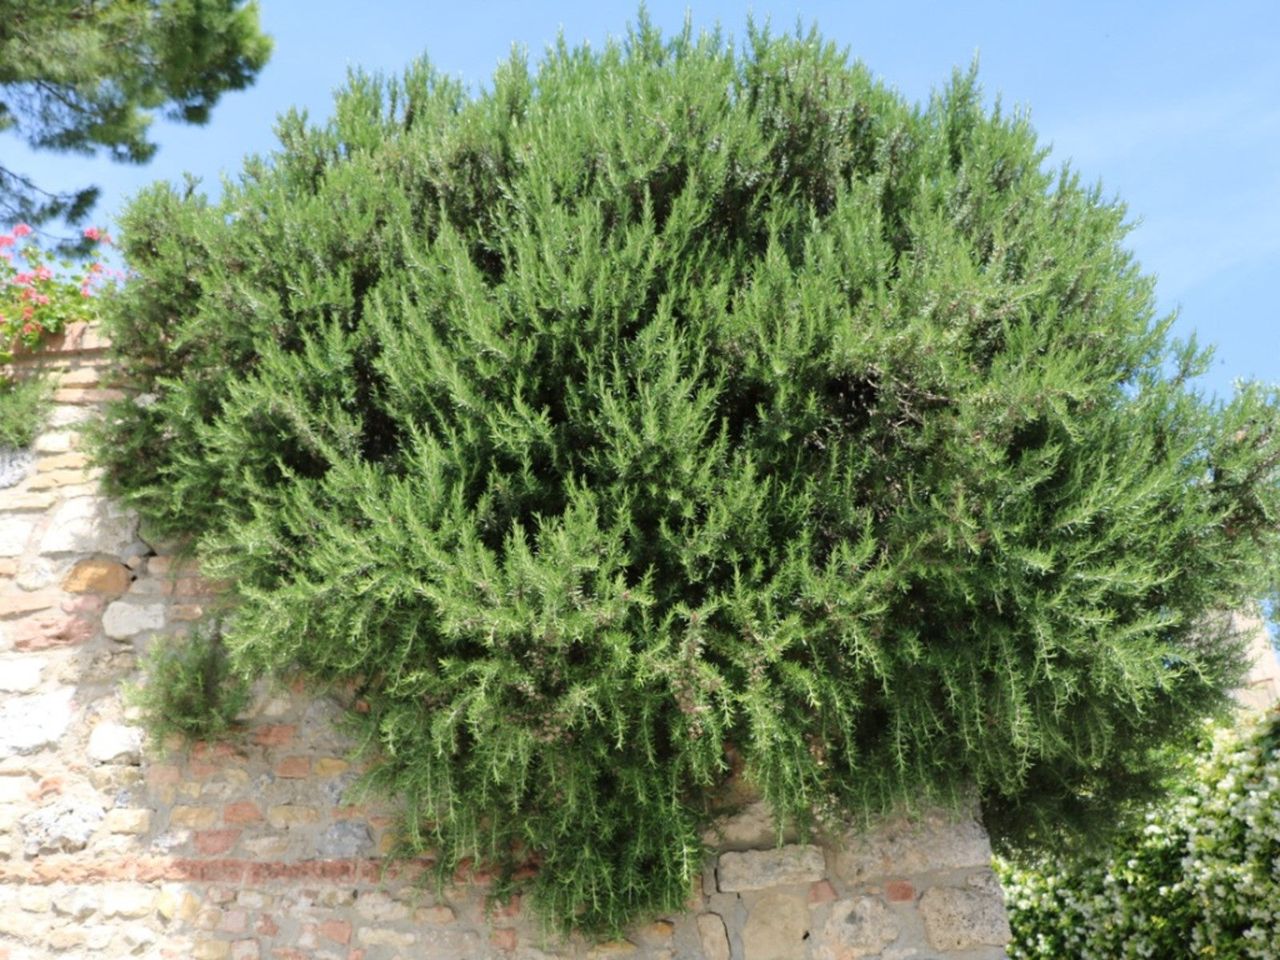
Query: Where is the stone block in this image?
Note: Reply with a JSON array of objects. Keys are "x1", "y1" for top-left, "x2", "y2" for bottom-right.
[
  {"x1": 696, "y1": 912, "x2": 730, "y2": 960},
  {"x1": 742, "y1": 891, "x2": 809, "y2": 960},
  {"x1": 10, "y1": 609, "x2": 96, "y2": 650},
  {"x1": 0, "y1": 687, "x2": 74, "y2": 757},
  {"x1": 833, "y1": 809, "x2": 993, "y2": 883},
  {"x1": 104, "y1": 808, "x2": 152, "y2": 834},
  {"x1": 87, "y1": 722, "x2": 142, "y2": 764},
  {"x1": 813, "y1": 896, "x2": 900, "y2": 960},
  {"x1": 318, "y1": 820, "x2": 372, "y2": 857},
  {"x1": 102, "y1": 599, "x2": 166, "y2": 639},
  {"x1": 919, "y1": 879, "x2": 1011, "y2": 951},
  {"x1": 0, "y1": 514, "x2": 37, "y2": 557},
  {"x1": 0, "y1": 656, "x2": 44, "y2": 692},
  {"x1": 22, "y1": 797, "x2": 106, "y2": 855},
  {"x1": 63, "y1": 558, "x2": 132, "y2": 594},
  {"x1": 717, "y1": 844, "x2": 826, "y2": 892},
  {"x1": 39, "y1": 496, "x2": 138, "y2": 556},
  {"x1": 170, "y1": 806, "x2": 220, "y2": 829},
  {"x1": 266, "y1": 804, "x2": 321, "y2": 828}
]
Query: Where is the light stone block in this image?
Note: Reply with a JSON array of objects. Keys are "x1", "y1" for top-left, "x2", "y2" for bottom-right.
[{"x1": 717, "y1": 844, "x2": 826, "y2": 892}]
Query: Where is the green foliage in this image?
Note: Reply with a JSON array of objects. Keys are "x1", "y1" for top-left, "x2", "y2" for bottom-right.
[
  {"x1": 0, "y1": 0, "x2": 271, "y2": 242},
  {"x1": 999, "y1": 709, "x2": 1280, "y2": 959},
  {"x1": 91, "y1": 14, "x2": 1280, "y2": 933},
  {"x1": 129, "y1": 628, "x2": 250, "y2": 746},
  {"x1": 0, "y1": 372, "x2": 48, "y2": 448}
]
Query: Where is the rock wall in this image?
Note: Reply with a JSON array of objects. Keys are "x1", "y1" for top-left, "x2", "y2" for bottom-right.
[{"x1": 0, "y1": 327, "x2": 1014, "y2": 959}]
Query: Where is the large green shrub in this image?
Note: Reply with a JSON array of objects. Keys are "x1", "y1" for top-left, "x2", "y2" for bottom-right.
[
  {"x1": 999, "y1": 709, "x2": 1280, "y2": 959},
  {"x1": 92, "y1": 17, "x2": 1280, "y2": 932}
]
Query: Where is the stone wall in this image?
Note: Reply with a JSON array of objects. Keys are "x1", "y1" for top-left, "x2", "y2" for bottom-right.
[{"x1": 0, "y1": 327, "x2": 1016, "y2": 959}]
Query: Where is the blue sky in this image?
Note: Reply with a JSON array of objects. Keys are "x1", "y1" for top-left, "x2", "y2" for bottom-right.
[{"x1": 9, "y1": 1, "x2": 1278, "y2": 397}]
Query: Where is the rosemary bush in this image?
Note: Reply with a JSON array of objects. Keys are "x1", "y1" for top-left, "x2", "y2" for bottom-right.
[{"x1": 92, "y1": 16, "x2": 1280, "y2": 933}]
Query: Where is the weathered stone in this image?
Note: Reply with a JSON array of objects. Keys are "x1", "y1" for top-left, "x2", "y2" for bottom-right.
[
  {"x1": 39, "y1": 496, "x2": 138, "y2": 556},
  {"x1": 100, "y1": 885, "x2": 156, "y2": 918},
  {"x1": 21, "y1": 796, "x2": 105, "y2": 855},
  {"x1": 0, "y1": 687, "x2": 74, "y2": 756},
  {"x1": 717, "y1": 844, "x2": 826, "y2": 892},
  {"x1": 63, "y1": 558, "x2": 132, "y2": 594},
  {"x1": 9, "y1": 609, "x2": 97, "y2": 650},
  {"x1": 919, "y1": 882, "x2": 1011, "y2": 951},
  {"x1": 51, "y1": 888, "x2": 98, "y2": 921},
  {"x1": 1, "y1": 491, "x2": 55, "y2": 511},
  {"x1": 358, "y1": 927, "x2": 416, "y2": 947},
  {"x1": 742, "y1": 892, "x2": 809, "y2": 960},
  {"x1": 15, "y1": 557, "x2": 58, "y2": 590},
  {"x1": 87, "y1": 722, "x2": 143, "y2": 764},
  {"x1": 34, "y1": 431, "x2": 76, "y2": 453},
  {"x1": 317, "y1": 820, "x2": 372, "y2": 857},
  {"x1": 414, "y1": 905, "x2": 456, "y2": 924},
  {"x1": 18, "y1": 885, "x2": 52, "y2": 911},
  {"x1": 703, "y1": 799, "x2": 799, "y2": 850},
  {"x1": 814, "y1": 897, "x2": 900, "y2": 960},
  {"x1": 696, "y1": 912, "x2": 731, "y2": 960},
  {"x1": 102, "y1": 599, "x2": 166, "y2": 639},
  {"x1": 170, "y1": 806, "x2": 220, "y2": 829},
  {"x1": 833, "y1": 810, "x2": 993, "y2": 883},
  {"x1": 192, "y1": 939, "x2": 231, "y2": 960},
  {"x1": 0, "y1": 514, "x2": 36, "y2": 556},
  {"x1": 585, "y1": 940, "x2": 637, "y2": 957},
  {"x1": 104, "y1": 808, "x2": 152, "y2": 834},
  {"x1": 0, "y1": 446, "x2": 34, "y2": 489},
  {"x1": 0, "y1": 656, "x2": 44, "y2": 692},
  {"x1": 354, "y1": 890, "x2": 410, "y2": 922},
  {"x1": 266, "y1": 805, "x2": 321, "y2": 828}
]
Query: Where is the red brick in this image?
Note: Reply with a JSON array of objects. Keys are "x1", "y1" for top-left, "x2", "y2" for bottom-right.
[
  {"x1": 148, "y1": 765, "x2": 182, "y2": 785},
  {"x1": 490, "y1": 929, "x2": 517, "y2": 952},
  {"x1": 319, "y1": 920, "x2": 352, "y2": 945},
  {"x1": 253, "y1": 725, "x2": 296, "y2": 748},
  {"x1": 274, "y1": 756, "x2": 310, "y2": 778},
  {"x1": 223, "y1": 802, "x2": 263, "y2": 825},
  {"x1": 885, "y1": 880, "x2": 915, "y2": 902},
  {"x1": 809, "y1": 880, "x2": 838, "y2": 904},
  {"x1": 10, "y1": 612, "x2": 97, "y2": 651},
  {"x1": 257, "y1": 914, "x2": 279, "y2": 937},
  {"x1": 271, "y1": 950, "x2": 306, "y2": 960},
  {"x1": 194, "y1": 829, "x2": 242, "y2": 856}
]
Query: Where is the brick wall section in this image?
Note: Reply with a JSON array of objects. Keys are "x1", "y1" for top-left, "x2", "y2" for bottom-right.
[{"x1": 1, "y1": 327, "x2": 1013, "y2": 959}]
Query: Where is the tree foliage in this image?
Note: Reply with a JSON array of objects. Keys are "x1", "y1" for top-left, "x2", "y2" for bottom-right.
[
  {"x1": 0, "y1": 0, "x2": 271, "y2": 238},
  {"x1": 91, "y1": 16, "x2": 1280, "y2": 933}
]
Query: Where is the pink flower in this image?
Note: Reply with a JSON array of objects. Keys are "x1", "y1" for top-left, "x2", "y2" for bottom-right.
[
  {"x1": 12, "y1": 223, "x2": 31, "y2": 237},
  {"x1": 33, "y1": 294, "x2": 50, "y2": 306},
  {"x1": 21, "y1": 306, "x2": 33, "y2": 320},
  {"x1": 0, "y1": 235, "x2": 13, "y2": 248},
  {"x1": 34, "y1": 265, "x2": 51, "y2": 281},
  {"x1": 13, "y1": 272, "x2": 33, "y2": 285},
  {"x1": 89, "y1": 262, "x2": 104, "y2": 274},
  {"x1": 80, "y1": 286, "x2": 91, "y2": 297},
  {"x1": 83, "y1": 226, "x2": 101, "y2": 241}
]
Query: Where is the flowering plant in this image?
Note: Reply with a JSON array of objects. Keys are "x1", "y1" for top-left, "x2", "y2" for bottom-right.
[
  {"x1": 999, "y1": 709, "x2": 1280, "y2": 959},
  {"x1": 1, "y1": 224, "x2": 115, "y2": 367}
]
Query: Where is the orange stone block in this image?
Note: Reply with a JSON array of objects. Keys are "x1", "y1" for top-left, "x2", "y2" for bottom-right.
[{"x1": 62, "y1": 558, "x2": 132, "y2": 594}]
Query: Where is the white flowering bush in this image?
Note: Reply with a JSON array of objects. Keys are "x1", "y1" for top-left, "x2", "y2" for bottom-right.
[{"x1": 999, "y1": 709, "x2": 1280, "y2": 959}]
